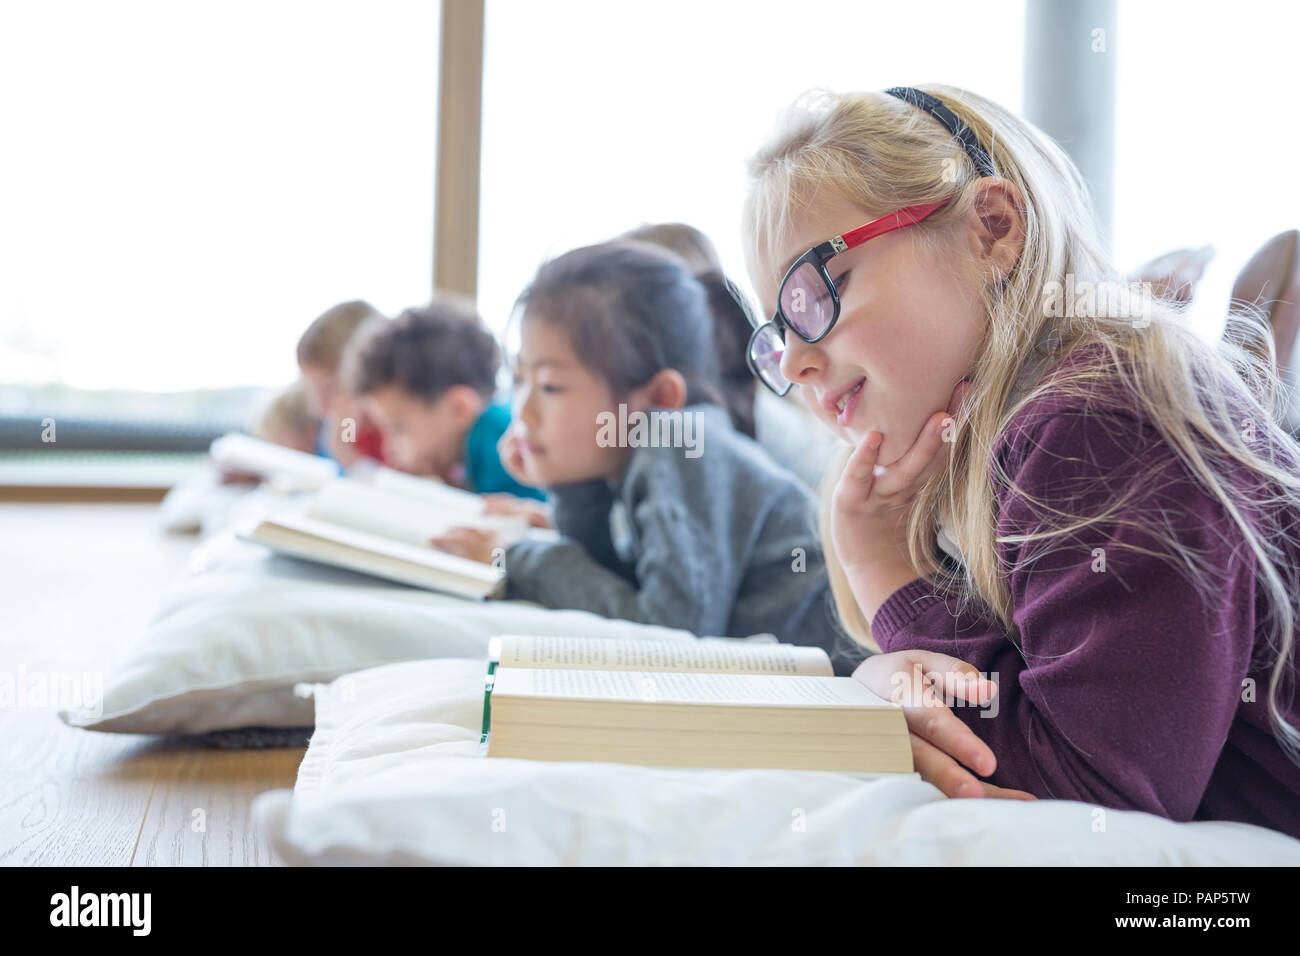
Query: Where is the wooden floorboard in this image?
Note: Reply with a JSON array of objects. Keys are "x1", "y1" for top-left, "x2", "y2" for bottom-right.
[
  {"x1": 0, "y1": 503, "x2": 303, "y2": 866},
  {"x1": 132, "y1": 744, "x2": 300, "y2": 867}
]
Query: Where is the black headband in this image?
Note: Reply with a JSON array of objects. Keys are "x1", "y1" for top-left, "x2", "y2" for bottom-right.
[{"x1": 884, "y1": 86, "x2": 995, "y2": 178}]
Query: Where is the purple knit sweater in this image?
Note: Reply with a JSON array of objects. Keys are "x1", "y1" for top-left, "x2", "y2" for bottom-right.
[{"x1": 871, "y1": 345, "x2": 1300, "y2": 841}]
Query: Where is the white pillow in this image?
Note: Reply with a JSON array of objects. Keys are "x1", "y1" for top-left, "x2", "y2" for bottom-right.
[
  {"x1": 253, "y1": 657, "x2": 1300, "y2": 866},
  {"x1": 58, "y1": 534, "x2": 703, "y2": 735},
  {"x1": 156, "y1": 470, "x2": 259, "y2": 536}
]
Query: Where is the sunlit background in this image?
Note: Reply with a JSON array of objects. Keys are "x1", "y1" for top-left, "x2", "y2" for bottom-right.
[{"x1": 2, "y1": 0, "x2": 1297, "y2": 424}]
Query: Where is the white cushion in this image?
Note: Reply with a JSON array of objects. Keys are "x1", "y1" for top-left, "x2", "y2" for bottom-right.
[
  {"x1": 252, "y1": 657, "x2": 1300, "y2": 866},
  {"x1": 58, "y1": 533, "x2": 700, "y2": 735},
  {"x1": 156, "y1": 471, "x2": 258, "y2": 536}
]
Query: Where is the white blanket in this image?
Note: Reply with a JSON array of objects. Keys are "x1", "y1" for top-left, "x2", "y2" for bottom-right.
[{"x1": 253, "y1": 658, "x2": 1300, "y2": 866}]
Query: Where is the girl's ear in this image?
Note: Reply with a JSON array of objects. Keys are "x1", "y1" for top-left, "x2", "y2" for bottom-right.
[
  {"x1": 970, "y1": 178, "x2": 1027, "y2": 286},
  {"x1": 631, "y1": 369, "x2": 688, "y2": 410}
]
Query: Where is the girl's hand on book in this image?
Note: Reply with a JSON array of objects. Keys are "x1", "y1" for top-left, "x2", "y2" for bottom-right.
[
  {"x1": 430, "y1": 526, "x2": 499, "y2": 564},
  {"x1": 482, "y1": 494, "x2": 553, "y2": 529},
  {"x1": 852, "y1": 649, "x2": 1037, "y2": 802}
]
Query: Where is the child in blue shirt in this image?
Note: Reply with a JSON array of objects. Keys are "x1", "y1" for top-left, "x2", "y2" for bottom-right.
[
  {"x1": 344, "y1": 297, "x2": 544, "y2": 501},
  {"x1": 464, "y1": 401, "x2": 539, "y2": 497}
]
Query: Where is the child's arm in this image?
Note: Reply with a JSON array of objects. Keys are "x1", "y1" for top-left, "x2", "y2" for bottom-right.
[
  {"x1": 433, "y1": 480, "x2": 611, "y2": 561},
  {"x1": 481, "y1": 494, "x2": 553, "y2": 529},
  {"x1": 870, "y1": 408, "x2": 1258, "y2": 821},
  {"x1": 542, "y1": 478, "x2": 633, "y2": 579},
  {"x1": 504, "y1": 456, "x2": 737, "y2": 637}
]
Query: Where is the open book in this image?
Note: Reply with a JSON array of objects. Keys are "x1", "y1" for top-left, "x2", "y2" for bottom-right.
[
  {"x1": 484, "y1": 635, "x2": 914, "y2": 773},
  {"x1": 363, "y1": 463, "x2": 508, "y2": 510},
  {"x1": 208, "y1": 432, "x2": 340, "y2": 491},
  {"x1": 239, "y1": 477, "x2": 530, "y2": 599}
]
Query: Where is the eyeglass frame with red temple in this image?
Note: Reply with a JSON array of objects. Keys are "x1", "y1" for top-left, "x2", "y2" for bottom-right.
[{"x1": 744, "y1": 199, "x2": 951, "y2": 396}]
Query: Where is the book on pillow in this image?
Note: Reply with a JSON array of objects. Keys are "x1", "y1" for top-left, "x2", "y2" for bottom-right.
[
  {"x1": 362, "y1": 463, "x2": 504, "y2": 511},
  {"x1": 208, "y1": 432, "x2": 340, "y2": 490},
  {"x1": 483, "y1": 635, "x2": 914, "y2": 774},
  {"x1": 239, "y1": 477, "x2": 528, "y2": 600}
]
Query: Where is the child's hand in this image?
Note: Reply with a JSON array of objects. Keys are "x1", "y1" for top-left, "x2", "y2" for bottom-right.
[
  {"x1": 831, "y1": 383, "x2": 971, "y2": 578},
  {"x1": 430, "y1": 526, "x2": 500, "y2": 564},
  {"x1": 853, "y1": 649, "x2": 1037, "y2": 801},
  {"x1": 830, "y1": 414, "x2": 949, "y2": 578},
  {"x1": 482, "y1": 493, "x2": 553, "y2": 529},
  {"x1": 497, "y1": 427, "x2": 530, "y2": 486},
  {"x1": 215, "y1": 465, "x2": 262, "y2": 486}
]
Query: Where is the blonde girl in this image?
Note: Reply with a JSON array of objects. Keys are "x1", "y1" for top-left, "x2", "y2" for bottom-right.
[{"x1": 742, "y1": 84, "x2": 1300, "y2": 836}]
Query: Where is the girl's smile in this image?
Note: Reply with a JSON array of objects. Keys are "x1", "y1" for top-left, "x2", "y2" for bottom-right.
[{"x1": 821, "y1": 376, "x2": 867, "y2": 426}]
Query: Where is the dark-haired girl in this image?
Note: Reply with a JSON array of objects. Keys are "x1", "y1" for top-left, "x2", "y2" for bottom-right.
[{"x1": 432, "y1": 239, "x2": 862, "y2": 673}]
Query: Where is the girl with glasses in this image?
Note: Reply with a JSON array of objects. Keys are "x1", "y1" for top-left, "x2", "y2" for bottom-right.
[{"x1": 741, "y1": 84, "x2": 1300, "y2": 837}]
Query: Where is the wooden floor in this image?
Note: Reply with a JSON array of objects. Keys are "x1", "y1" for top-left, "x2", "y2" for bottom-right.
[{"x1": 0, "y1": 503, "x2": 303, "y2": 865}]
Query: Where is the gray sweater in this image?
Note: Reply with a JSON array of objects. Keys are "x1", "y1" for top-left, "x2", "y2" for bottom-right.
[{"x1": 504, "y1": 404, "x2": 866, "y2": 675}]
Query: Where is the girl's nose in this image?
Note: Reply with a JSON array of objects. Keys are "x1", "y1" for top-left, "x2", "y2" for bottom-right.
[
  {"x1": 515, "y1": 384, "x2": 539, "y2": 427},
  {"x1": 779, "y1": 333, "x2": 824, "y2": 386}
]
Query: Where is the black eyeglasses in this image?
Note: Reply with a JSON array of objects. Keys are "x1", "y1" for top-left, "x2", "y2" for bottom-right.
[{"x1": 745, "y1": 200, "x2": 950, "y2": 395}]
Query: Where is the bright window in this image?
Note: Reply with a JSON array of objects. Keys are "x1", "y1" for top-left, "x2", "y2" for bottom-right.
[
  {"x1": 0, "y1": 0, "x2": 437, "y2": 406},
  {"x1": 478, "y1": 0, "x2": 1025, "y2": 339},
  {"x1": 1113, "y1": 0, "x2": 1300, "y2": 341}
]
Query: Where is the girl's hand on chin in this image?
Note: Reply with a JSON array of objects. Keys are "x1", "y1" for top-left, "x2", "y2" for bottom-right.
[
  {"x1": 831, "y1": 412, "x2": 952, "y2": 574},
  {"x1": 831, "y1": 382, "x2": 971, "y2": 575}
]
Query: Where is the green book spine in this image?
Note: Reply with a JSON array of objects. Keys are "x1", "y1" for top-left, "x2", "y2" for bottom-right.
[{"x1": 479, "y1": 660, "x2": 498, "y2": 745}]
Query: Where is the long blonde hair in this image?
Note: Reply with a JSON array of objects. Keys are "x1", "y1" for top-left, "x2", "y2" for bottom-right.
[{"x1": 742, "y1": 84, "x2": 1300, "y2": 761}]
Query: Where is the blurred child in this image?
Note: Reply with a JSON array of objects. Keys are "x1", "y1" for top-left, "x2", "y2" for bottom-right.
[
  {"x1": 622, "y1": 222, "x2": 838, "y2": 488},
  {"x1": 254, "y1": 379, "x2": 319, "y2": 454},
  {"x1": 432, "y1": 240, "x2": 861, "y2": 673},
  {"x1": 620, "y1": 223, "x2": 757, "y2": 438},
  {"x1": 296, "y1": 300, "x2": 389, "y2": 469},
  {"x1": 347, "y1": 296, "x2": 544, "y2": 500}
]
